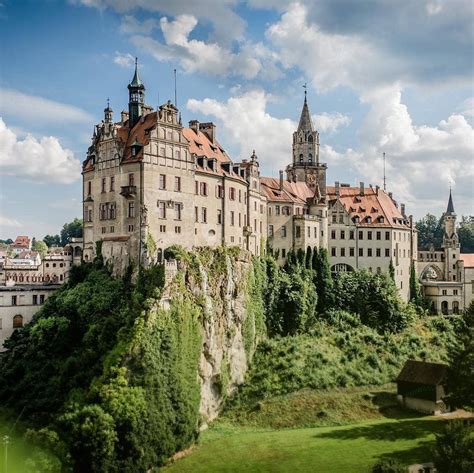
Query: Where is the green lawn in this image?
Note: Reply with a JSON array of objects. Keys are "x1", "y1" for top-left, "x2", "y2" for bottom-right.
[{"x1": 163, "y1": 416, "x2": 444, "y2": 473}]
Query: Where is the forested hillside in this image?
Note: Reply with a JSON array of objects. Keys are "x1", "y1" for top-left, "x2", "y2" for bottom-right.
[{"x1": 0, "y1": 246, "x2": 464, "y2": 472}]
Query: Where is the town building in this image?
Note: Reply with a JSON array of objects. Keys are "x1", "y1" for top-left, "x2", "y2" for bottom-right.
[
  {"x1": 0, "y1": 240, "x2": 81, "y2": 349},
  {"x1": 82, "y1": 61, "x2": 416, "y2": 299},
  {"x1": 11, "y1": 235, "x2": 30, "y2": 254},
  {"x1": 417, "y1": 191, "x2": 474, "y2": 314}
]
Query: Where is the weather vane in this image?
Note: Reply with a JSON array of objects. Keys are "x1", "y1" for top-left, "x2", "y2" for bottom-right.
[{"x1": 303, "y1": 82, "x2": 307, "y2": 98}]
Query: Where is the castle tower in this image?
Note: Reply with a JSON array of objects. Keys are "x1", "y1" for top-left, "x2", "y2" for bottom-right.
[
  {"x1": 128, "y1": 58, "x2": 145, "y2": 128},
  {"x1": 286, "y1": 93, "x2": 326, "y2": 194},
  {"x1": 442, "y1": 189, "x2": 460, "y2": 281},
  {"x1": 104, "y1": 98, "x2": 113, "y2": 124}
]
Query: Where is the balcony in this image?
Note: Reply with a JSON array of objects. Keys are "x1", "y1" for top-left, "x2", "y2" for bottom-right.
[{"x1": 120, "y1": 185, "x2": 137, "y2": 198}]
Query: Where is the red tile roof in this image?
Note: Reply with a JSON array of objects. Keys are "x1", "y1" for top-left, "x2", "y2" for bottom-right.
[
  {"x1": 12, "y1": 236, "x2": 30, "y2": 248},
  {"x1": 326, "y1": 186, "x2": 409, "y2": 228},
  {"x1": 260, "y1": 178, "x2": 313, "y2": 204},
  {"x1": 460, "y1": 253, "x2": 474, "y2": 267}
]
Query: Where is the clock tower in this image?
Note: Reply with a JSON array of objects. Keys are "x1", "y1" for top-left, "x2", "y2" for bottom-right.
[{"x1": 286, "y1": 93, "x2": 327, "y2": 195}]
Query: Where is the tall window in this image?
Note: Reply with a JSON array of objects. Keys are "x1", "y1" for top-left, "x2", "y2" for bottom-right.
[
  {"x1": 159, "y1": 174, "x2": 166, "y2": 190},
  {"x1": 158, "y1": 201, "x2": 166, "y2": 219},
  {"x1": 101, "y1": 178, "x2": 106, "y2": 193},
  {"x1": 269, "y1": 225, "x2": 274, "y2": 237},
  {"x1": 201, "y1": 207, "x2": 207, "y2": 223},
  {"x1": 281, "y1": 225, "x2": 287, "y2": 238},
  {"x1": 296, "y1": 226, "x2": 301, "y2": 238},
  {"x1": 174, "y1": 203, "x2": 182, "y2": 221},
  {"x1": 87, "y1": 181, "x2": 91, "y2": 196},
  {"x1": 216, "y1": 185, "x2": 224, "y2": 198},
  {"x1": 12, "y1": 295, "x2": 17, "y2": 306},
  {"x1": 110, "y1": 176, "x2": 115, "y2": 191},
  {"x1": 230, "y1": 211, "x2": 235, "y2": 226},
  {"x1": 217, "y1": 209, "x2": 222, "y2": 224},
  {"x1": 229, "y1": 187, "x2": 236, "y2": 200},
  {"x1": 200, "y1": 182, "x2": 208, "y2": 196},
  {"x1": 128, "y1": 202, "x2": 135, "y2": 218},
  {"x1": 128, "y1": 173, "x2": 135, "y2": 186},
  {"x1": 195, "y1": 206, "x2": 199, "y2": 223},
  {"x1": 368, "y1": 231, "x2": 372, "y2": 240},
  {"x1": 175, "y1": 176, "x2": 181, "y2": 192}
]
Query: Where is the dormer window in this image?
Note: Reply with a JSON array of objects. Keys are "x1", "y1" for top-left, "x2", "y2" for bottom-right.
[
  {"x1": 354, "y1": 216, "x2": 360, "y2": 223},
  {"x1": 366, "y1": 217, "x2": 372, "y2": 224}
]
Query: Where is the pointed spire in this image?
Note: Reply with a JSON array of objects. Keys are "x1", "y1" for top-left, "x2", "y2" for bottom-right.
[
  {"x1": 297, "y1": 91, "x2": 314, "y2": 132},
  {"x1": 130, "y1": 57, "x2": 144, "y2": 88},
  {"x1": 446, "y1": 187, "x2": 455, "y2": 214}
]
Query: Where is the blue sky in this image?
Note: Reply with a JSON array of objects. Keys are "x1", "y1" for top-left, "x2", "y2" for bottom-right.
[{"x1": 0, "y1": 0, "x2": 473, "y2": 239}]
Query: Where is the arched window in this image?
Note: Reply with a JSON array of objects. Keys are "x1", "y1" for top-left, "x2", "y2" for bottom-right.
[
  {"x1": 308, "y1": 154, "x2": 313, "y2": 163},
  {"x1": 452, "y1": 301, "x2": 459, "y2": 314},
  {"x1": 441, "y1": 301, "x2": 449, "y2": 315},
  {"x1": 13, "y1": 314, "x2": 23, "y2": 328},
  {"x1": 308, "y1": 135, "x2": 313, "y2": 143},
  {"x1": 299, "y1": 154, "x2": 304, "y2": 163},
  {"x1": 157, "y1": 248, "x2": 163, "y2": 263}
]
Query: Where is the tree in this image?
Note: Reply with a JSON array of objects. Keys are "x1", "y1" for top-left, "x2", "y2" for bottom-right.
[
  {"x1": 388, "y1": 259, "x2": 395, "y2": 282},
  {"x1": 32, "y1": 239, "x2": 48, "y2": 257},
  {"x1": 433, "y1": 420, "x2": 474, "y2": 473},
  {"x1": 415, "y1": 213, "x2": 443, "y2": 249},
  {"x1": 43, "y1": 234, "x2": 61, "y2": 247},
  {"x1": 409, "y1": 261, "x2": 422, "y2": 306},
  {"x1": 60, "y1": 218, "x2": 83, "y2": 246},
  {"x1": 315, "y1": 247, "x2": 334, "y2": 314},
  {"x1": 458, "y1": 215, "x2": 474, "y2": 253},
  {"x1": 445, "y1": 301, "x2": 474, "y2": 410},
  {"x1": 305, "y1": 246, "x2": 313, "y2": 269}
]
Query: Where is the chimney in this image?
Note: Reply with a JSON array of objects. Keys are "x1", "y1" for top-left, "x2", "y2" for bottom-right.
[
  {"x1": 359, "y1": 181, "x2": 365, "y2": 196},
  {"x1": 335, "y1": 181, "x2": 340, "y2": 196},
  {"x1": 199, "y1": 122, "x2": 216, "y2": 144},
  {"x1": 401, "y1": 203, "x2": 406, "y2": 216},
  {"x1": 121, "y1": 110, "x2": 129, "y2": 125},
  {"x1": 189, "y1": 120, "x2": 200, "y2": 134},
  {"x1": 375, "y1": 185, "x2": 380, "y2": 194},
  {"x1": 279, "y1": 170, "x2": 284, "y2": 191}
]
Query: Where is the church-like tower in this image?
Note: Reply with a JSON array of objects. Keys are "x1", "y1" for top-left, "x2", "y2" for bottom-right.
[
  {"x1": 442, "y1": 189, "x2": 460, "y2": 281},
  {"x1": 286, "y1": 93, "x2": 326, "y2": 194},
  {"x1": 128, "y1": 58, "x2": 145, "y2": 128}
]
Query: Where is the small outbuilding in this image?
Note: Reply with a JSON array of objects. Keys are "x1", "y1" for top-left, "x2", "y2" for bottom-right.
[{"x1": 396, "y1": 360, "x2": 449, "y2": 414}]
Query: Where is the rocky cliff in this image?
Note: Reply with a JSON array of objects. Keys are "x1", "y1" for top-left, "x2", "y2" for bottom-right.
[{"x1": 160, "y1": 247, "x2": 265, "y2": 425}]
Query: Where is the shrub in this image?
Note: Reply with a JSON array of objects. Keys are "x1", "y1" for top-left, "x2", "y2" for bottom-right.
[{"x1": 371, "y1": 458, "x2": 405, "y2": 473}]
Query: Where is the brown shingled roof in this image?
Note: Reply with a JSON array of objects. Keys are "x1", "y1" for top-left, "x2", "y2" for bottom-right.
[{"x1": 396, "y1": 360, "x2": 448, "y2": 386}]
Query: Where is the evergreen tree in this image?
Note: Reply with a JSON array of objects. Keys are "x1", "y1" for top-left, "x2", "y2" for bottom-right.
[
  {"x1": 315, "y1": 247, "x2": 334, "y2": 314},
  {"x1": 305, "y1": 246, "x2": 313, "y2": 269},
  {"x1": 311, "y1": 247, "x2": 319, "y2": 271},
  {"x1": 388, "y1": 259, "x2": 395, "y2": 281},
  {"x1": 409, "y1": 261, "x2": 422, "y2": 305},
  {"x1": 296, "y1": 248, "x2": 305, "y2": 265}
]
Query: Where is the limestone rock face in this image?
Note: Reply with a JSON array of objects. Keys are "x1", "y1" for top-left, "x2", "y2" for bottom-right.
[{"x1": 161, "y1": 251, "x2": 254, "y2": 426}]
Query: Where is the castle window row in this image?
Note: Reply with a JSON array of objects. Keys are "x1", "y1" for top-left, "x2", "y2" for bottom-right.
[
  {"x1": 330, "y1": 230, "x2": 392, "y2": 241},
  {"x1": 9, "y1": 294, "x2": 46, "y2": 307},
  {"x1": 330, "y1": 247, "x2": 393, "y2": 258}
]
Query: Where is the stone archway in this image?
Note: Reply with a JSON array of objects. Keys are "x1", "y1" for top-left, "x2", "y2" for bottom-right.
[
  {"x1": 420, "y1": 264, "x2": 443, "y2": 282},
  {"x1": 441, "y1": 301, "x2": 449, "y2": 315}
]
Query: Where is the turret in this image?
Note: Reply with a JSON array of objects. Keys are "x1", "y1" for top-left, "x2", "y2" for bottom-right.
[
  {"x1": 127, "y1": 58, "x2": 145, "y2": 128},
  {"x1": 104, "y1": 98, "x2": 113, "y2": 124}
]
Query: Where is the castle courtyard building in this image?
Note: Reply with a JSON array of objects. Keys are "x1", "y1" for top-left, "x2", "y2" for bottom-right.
[{"x1": 82, "y1": 62, "x2": 416, "y2": 300}]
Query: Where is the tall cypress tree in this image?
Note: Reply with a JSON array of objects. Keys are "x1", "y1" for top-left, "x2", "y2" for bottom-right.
[
  {"x1": 389, "y1": 259, "x2": 395, "y2": 282},
  {"x1": 315, "y1": 247, "x2": 334, "y2": 314},
  {"x1": 297, "y1": 248, "x2": 306, "y2": 265},
  {"x1": 409, "y1": 261, "x2": 422, "y2": 305},
  {"x1": 305, "y1": 246, "x2": 313, "y2": 269}
]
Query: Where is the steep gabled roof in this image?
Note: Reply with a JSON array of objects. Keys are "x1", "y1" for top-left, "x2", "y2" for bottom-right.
[
  {"x1": 396, "y1": 360, "x2": 448, "y2": 386},
  {"x1": 297, "y1": 96, "x2": 314, "y2": 132}
]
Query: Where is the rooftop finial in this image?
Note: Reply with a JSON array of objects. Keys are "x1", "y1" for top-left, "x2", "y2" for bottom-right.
[
  {"x1": 303, "y1": 82, "x2": 307, "y2": 102},
  {"x1": 106, "y1": 97, "x2": 110, "y2": 109}
]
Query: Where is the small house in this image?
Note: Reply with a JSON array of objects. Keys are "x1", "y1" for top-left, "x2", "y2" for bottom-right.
[{"x1": 396, "y1": 360, "x2": 449, "y2": 414}]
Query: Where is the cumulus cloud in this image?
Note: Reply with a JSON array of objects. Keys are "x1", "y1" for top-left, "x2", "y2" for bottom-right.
[
  {"x1": 187, "y1": 90, "x2": 295, "y2": 171},
  {"x1": 0, "y1": 88, "x2": 93, "y2": 124},
  {"x1": 0, "y1": 118, "x2": 81, "y2": 184},
  {"x1": 72, "y1": 0, "x2": 245, "y2": 41},
  {"x1": 113, "y1": 51, "x2": 136, "y2": 68},
  {"x1": 130, "y1": 14, "x2": 279, "y2": 80},
  {"x1": 314, "y1": 112, "x2": 351, "y2": 134}
]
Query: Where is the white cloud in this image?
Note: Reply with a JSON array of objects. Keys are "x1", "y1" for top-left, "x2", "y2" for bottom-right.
[
  {"x1": 0, "y1": 88, "x2": 93, "y2": 124},
  {"x1": 73, "y1": 0, "x2": 245, "y2": 41},
  {"x1": 187, "y1": 90, "x2": 295, "y2": 171},
  {"x1": 113, "y1": 51, "x2": 136, "y2": 68},
  {"x1": 313, "y1": 112, "x2": 351, "y2": 134},
  {"x1": 130, "y1": 14, "x2": 278, "y2": 80},
  {"x1": 0, "y1": 118, "x2": 81, "y2": 184},
  {"x1": 119, "y1": 15, "x2": 158, "y2": 35},
  {"x1": 0, "y1": 215, "x2": 22, "y2": 229},
  {"x1": 426, "y1": 0, "x2": 443, "y2": 15},
  {"x1": 266, "y1": 3, "x2": 398, "y2": 94}
]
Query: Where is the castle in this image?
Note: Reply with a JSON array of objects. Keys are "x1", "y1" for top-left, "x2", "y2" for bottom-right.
[{"x1": 82, "y1": 61, "x2": 417, "y2": 300}]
